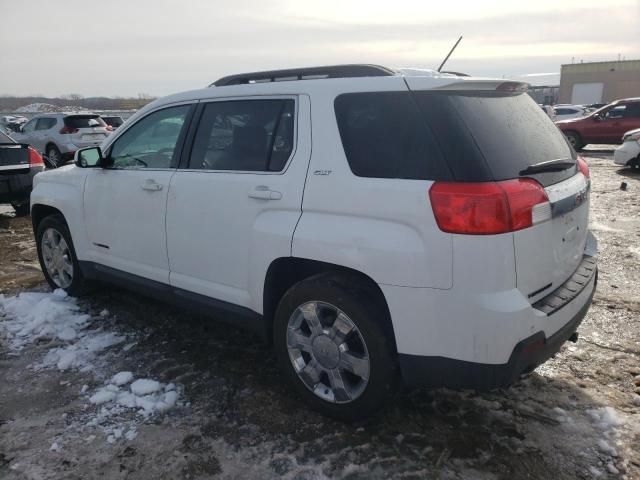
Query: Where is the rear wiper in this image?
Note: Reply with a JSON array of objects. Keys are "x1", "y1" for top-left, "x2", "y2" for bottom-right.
[{"x1": 519, "y1": 159, "x2": 575, "y2": 176}]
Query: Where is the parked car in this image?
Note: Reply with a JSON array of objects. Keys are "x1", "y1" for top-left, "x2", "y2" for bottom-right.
[
  {"x1": 12, "y1": 113, "x2": 110, "y2": 167},
  {"x1": 557, "y1": 98, "x2": 640, "y2": 150},
  {"x1": 1, "y1": 115, "x2": 28, "y2": 134},
  {"x1": 539, "y1": 104, "x2": 556, "y2": 121},
  {"x1": 100, "y1": 115, "x2": 124, "y2": 130},
  {"x1": 0, "y1": 131, "x2": 45, "y2": 215},
  {"x1": 553, "y1": 105, "x2": 590, "y2": 121},
  {"x1": 613, "y1": 128, "x2": 640, "y2": 169},
  {"x1": 30, "y1": 65, "x2": 597, "y2": 420}
]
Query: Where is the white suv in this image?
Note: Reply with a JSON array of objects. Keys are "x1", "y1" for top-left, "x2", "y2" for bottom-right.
[
  {"x1": 30, "y1": 65, "x2": 598, "y2": 420},
  {"x1": 13, "y1": 112, "x2": 111, "y2": 167}
]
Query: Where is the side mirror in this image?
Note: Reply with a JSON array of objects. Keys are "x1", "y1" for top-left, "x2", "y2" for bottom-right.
[
  {"x1": 75, "y1": 146, "x2": 104, "y2": 168},
  {"x1": 593, "y1": 114, "x2": 602, "y2": 121}
]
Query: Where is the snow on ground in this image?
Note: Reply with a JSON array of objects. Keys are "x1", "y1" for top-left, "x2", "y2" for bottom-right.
[{"x1": 0, "y1": 289, "x2": 181, "y2": 445}]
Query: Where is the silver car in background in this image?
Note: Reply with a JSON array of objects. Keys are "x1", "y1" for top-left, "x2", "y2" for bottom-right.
[{"x1": 12, "y1": 113, "x2": 111, "y2": 167}]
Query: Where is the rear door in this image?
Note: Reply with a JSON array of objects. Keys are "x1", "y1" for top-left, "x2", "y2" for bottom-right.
[{"x1": 166, "y1": 96, "x2": 311, "y2": 311}]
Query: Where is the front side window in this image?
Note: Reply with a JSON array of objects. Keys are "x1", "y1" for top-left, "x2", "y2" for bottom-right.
[
  {"x1": 35, "y1": 118, "x2": 57, "y2": 130},
  {"x1": 109, "y1": 105, "x2": 190, "y2": 169},
  {"x1": 606, "y1": 106, "x2": 626, "y2": 119},
  {"x1": 22, "y1": 119, "x2": 36, "y2": 133},
  {"x1": 189, "y1": 99, "x2": 295, "y2": 172}
]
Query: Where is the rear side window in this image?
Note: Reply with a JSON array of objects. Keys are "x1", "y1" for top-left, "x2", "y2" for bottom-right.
[
  {"x1": 103, "y1": 116, "x2": 124, "y2": 127},
  {"x1": 64, "y1": 116, "x2": 106, "y2": 128},
  {"x1": 334, "y1": 92, "x2": 450, "y2": 180},
  {"x1": 623, "y1": 103, "x2": 640, "y2": 118},
  {"x1": 189, "y1": 99, "x2": 295, "y2": 172}
]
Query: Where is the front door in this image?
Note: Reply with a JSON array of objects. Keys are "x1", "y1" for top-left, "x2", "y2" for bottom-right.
[
  {"x1": 166, "y1": 96, "x2": 311, "y2": 312},
  {"x1": 83, "y1": 104, "x2": 193, "y2": 283}
]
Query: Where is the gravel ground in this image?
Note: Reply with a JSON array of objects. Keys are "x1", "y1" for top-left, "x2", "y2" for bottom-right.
[{"x1": 0, "y1": 149, "x2": 639, "y2": 480}]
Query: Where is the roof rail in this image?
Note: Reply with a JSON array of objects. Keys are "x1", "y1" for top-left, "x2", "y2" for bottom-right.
[{"x1": 211, "y1": 64, "x2": 396, "y2": 87}]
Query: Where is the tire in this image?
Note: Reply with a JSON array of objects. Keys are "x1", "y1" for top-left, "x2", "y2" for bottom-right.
[
  {"x1": 274, "y1": 272, "x2": 397, "y2": 421},
  {"x1": 35, "y1": 214, "x2": 88, "y2": 296},
  {"x1": 45, "y1": 145, "x2": 62, "y2": 168},
  {"x1": 564, "y1": 131, "x2": 584, "y2": 151},
  {"x1": 11, "y1": 202, "x2": 30, "y2": 217}
]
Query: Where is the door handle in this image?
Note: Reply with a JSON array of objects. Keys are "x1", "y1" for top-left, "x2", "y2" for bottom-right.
[
  {"x1": 141, "y1": 180, "x2": 163, "y2": 191},
  {"x1": 248, "y1": 185, "x2": 282, "y2": 200}
]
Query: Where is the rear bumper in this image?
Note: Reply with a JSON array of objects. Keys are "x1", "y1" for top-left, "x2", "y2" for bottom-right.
[
  {"x1": 0, "y1": 167, "x2": 42, "y2": 203},
  {"x1": 384, "y1": 231, "x2": 598, "y2": 390},
  {"x1": 398, "y1": 263, "x2": 596, "y2": 390}
]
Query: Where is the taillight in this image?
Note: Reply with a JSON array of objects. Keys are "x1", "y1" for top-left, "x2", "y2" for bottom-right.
[
  {"x1": 577, "y1": 156, "x2": 590, "y2": 178},
  {"x1": 59, "y1": 126, "x2": 79, "y2": 134},
  {"x1": 429, "y1": 178, "x2": 549, "y2": 235},
  {"x1": 28, "y1": 147, "x2": 44, "y2": 167}
]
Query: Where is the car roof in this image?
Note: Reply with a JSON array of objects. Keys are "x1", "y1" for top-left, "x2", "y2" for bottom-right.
[{"x1": 136, "y1": 64, "x2": 525, "y2": 115}]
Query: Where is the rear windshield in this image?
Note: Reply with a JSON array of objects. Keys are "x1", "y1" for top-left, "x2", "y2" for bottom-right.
[
  {"x1": 64, "y1": 115, "x2": 106, "y2": 129},
  {"x1": 335, "y1": 91, "x2": 576, "y2": 186}
]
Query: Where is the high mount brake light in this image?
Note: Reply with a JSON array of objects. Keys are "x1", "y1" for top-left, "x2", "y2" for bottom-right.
[
  {"x1": 577, "y1": 156, "x2": 590, "y2": 178},
  {"x1": 429, "y1": 178, "x2": 549, "y2": 235},
  {"x1": 28, "y1": 146, "x2": 44, "y2": 167}
]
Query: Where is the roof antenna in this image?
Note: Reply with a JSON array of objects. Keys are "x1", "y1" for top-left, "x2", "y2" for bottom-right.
[{"x1": 437, "y1": 36, "x2": 463, "y2": 72}]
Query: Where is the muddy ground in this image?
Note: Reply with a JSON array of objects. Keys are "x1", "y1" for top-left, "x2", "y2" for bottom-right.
[{"x1": 0, "y1": 149, "x2": 639, "y2": 480}]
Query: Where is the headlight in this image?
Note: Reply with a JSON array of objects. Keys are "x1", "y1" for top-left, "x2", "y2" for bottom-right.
[{"x1": 622, "y1": 131, "x2": 640, "y2": 142}]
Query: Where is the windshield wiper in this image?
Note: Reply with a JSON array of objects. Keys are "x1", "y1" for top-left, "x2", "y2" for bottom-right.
[{"x1": 519, "y1": 159, "x2": 575, "y2": 176}]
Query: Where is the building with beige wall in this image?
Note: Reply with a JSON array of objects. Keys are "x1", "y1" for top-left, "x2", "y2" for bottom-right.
[{"x1": 559, "y1": 60, "x2": 640, "y2": 105}]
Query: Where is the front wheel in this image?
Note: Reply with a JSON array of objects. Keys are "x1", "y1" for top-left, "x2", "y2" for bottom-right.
[
  {"x1": 274, "y1": 273, "x2": 397, "y2": 421},
  {"x1": 35, "y1": 214, "x2": 88, "y2": 295}
]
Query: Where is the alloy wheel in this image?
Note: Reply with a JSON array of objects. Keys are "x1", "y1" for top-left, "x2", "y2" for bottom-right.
[
  {"x1": 286, "y1": 301, "x2": 370, "y2": 403},
  {"x1": 41, "y1": 227, "x2": 73, "y2": 288}
]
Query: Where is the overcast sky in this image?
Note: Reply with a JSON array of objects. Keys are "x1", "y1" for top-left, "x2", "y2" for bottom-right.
[{"x1": 1, "y1": 0, "x2": 639, "y2": 97}]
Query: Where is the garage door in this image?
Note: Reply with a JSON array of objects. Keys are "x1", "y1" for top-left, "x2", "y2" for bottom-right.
[{"x1": 571, "y1": 83, "x2": 604, "y2": 104}]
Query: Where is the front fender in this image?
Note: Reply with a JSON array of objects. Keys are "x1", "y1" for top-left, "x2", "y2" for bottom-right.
[{"x1": 30, "y1": 168, "x2": 89, "y2": 259}]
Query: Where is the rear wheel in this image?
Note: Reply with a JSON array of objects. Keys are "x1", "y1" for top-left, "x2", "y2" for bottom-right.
[
  {"x1": 564, "y1": 131, "x2": 584, "y2": 151},
  {"x1": 274, "y1": 273, "x2": 397, "y2": 421},
  {"x1": 45, "y1": 145, "x2": 62, "y2": 168},
  {"x1": 35, "y1": 214, "x2": 88, "y2": 295}
]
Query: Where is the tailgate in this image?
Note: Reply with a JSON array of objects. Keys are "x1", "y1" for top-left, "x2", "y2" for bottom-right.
[
  {"x1": 0, "y1": 143, "x2": 30, "y2": 173},
  {"x1": 514, "y1": 172, "x2": 590, "y2": 302}
]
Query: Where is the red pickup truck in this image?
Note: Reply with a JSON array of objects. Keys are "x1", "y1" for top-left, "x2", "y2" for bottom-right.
[{"x1": 556, "y1": 98, "x2": 640, "y2": 150}]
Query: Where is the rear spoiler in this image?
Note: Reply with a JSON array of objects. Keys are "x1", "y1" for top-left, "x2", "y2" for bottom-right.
[{"x1": 434, "y1": 79, "x2": 530, "y2": 92}]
